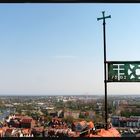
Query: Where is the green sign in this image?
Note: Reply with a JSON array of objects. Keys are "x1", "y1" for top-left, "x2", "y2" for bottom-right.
[{"x1": 107, "y1": 61, "x2": 140, "y2": 82}]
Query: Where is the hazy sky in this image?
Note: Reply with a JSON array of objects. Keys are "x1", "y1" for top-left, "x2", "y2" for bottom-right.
[{"x1": 0, "y1": 3, "x2": 140, "y2": 95}]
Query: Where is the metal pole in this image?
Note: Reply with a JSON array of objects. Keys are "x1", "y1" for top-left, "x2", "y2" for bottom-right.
[
  {"x1": 97, "y1": 11, "x2": 111, "y2": 130},
  {"x1": 103, "y1": 12, "x2": 108, "y2": 130}
]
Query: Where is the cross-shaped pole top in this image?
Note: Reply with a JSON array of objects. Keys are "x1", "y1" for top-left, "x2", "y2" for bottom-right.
[{"x1": 97, "y1": 11, "x2": 111, "y2": 24}]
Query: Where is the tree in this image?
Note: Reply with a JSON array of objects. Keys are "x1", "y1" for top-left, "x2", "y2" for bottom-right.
[{"x1": 64, "y1": 116, "x2": 74, "y2": 124}]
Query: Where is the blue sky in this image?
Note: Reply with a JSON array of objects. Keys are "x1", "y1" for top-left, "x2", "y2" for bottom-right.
[{"x1": 0, "y1": 4, "x2": 140, "y2": 95}]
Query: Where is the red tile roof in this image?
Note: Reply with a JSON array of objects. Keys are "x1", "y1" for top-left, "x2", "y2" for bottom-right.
[
  {"x1": 94, "y1": 127, "x2": 121, "y2": 137},
  {"x1": 0, "y1": 128, "x2": 3, "y2": 133},
  {"x1": 5, "y1": 128, "x2": 13, "y2": 134},
  {"x1": 1, "y1": 127, "x2": 9, "y2": 132},
  {"x1": 108, "y1": 128, "x2": 121, "y2": 137},
  {"x1": 87, "y1": 121, "x2": 94, "y2": 129},
  {"x1": 22, "y1": 128, "x2": 30, "y2": 134},
  {"x1": 33, "y1": 127, "x2": 44, "y2": 132},
  {"x1": 97, "y1": 129, "x2": 114, "y2": 137},
  {"x1": 21, "y1": 119, "x2": 32, "y2": 123}
]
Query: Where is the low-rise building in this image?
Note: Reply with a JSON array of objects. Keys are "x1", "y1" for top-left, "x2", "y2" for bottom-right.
[
  {"x1": 20, "y1": 117, "x2": 35, "y2": 128},
  {"x1": 64, "y1": 111, "x2": 79, "y2": 119},
  {"x1": 112, "y1": 116, "x2": 140, "y2": 128}
]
